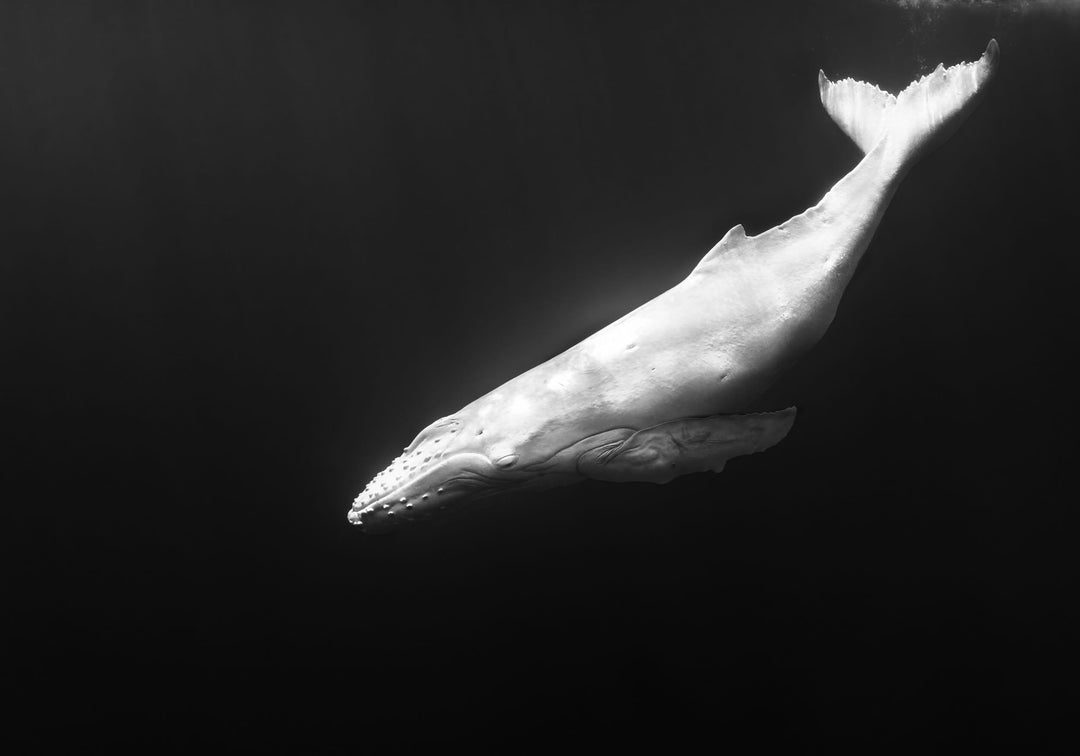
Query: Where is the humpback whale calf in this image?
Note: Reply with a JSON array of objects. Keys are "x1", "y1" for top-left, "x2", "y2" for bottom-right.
[{"x1": 349, "y1": 40, "x2": 999, "y2": 532}]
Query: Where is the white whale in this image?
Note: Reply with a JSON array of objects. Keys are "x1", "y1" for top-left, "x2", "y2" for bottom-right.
[{"x1": 349, "y1": 40, "x2": 1000, "y2": 531}]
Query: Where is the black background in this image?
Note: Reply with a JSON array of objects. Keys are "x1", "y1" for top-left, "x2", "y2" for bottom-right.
[{"x1": 5, "y1": 0, "x2": 1077, "y2": 750}]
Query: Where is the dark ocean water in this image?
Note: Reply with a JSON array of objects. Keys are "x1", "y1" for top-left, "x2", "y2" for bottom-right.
[{"x1": 4, "y1": 0, "x2": 1077, "y2": 750}]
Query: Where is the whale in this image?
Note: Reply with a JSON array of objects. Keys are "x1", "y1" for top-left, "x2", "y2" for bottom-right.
[{"x1": 349, "y1": 40, "x2": 999, "y2": 532}]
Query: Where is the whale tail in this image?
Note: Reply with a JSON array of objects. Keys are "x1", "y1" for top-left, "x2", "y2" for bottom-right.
[{"x1": 818, "y1": 39, "x2": 999, "y2": 169}]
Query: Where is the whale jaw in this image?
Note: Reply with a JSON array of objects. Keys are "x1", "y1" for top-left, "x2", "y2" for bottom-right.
[
  {"x1": 349, "y1": 448, "x2": 511, "y2": 531},
  {"x1": 348, "y1": 408, "x2": 798, "y2": 532}
]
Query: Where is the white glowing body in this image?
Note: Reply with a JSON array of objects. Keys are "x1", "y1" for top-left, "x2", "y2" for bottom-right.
[{"x1": 349, "y1": 41, "x2": 999, "y2": 530}]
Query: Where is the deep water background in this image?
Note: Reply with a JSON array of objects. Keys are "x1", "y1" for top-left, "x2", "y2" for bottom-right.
[{"x1": 4, "y1": 0, "x2": 1078, "y2": 750}]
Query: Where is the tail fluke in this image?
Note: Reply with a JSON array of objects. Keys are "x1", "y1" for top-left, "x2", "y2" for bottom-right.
[{"x1": 819, "y1": 39, "x2": 999, "y2": 167}]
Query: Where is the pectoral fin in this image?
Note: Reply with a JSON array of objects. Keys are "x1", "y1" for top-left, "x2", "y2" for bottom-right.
[{"x1": 577, "y1": 407, "x2": 797, "y2": 484}]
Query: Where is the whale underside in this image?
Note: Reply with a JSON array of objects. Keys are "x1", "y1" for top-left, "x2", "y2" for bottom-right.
[{"x1": 349, "y1": 40, "x2": 1000, "y2": 532}]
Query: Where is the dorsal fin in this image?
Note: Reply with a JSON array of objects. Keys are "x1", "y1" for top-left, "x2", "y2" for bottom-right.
[{"x1": 691, "y1": 223, "x2": 748, "y2": 274}]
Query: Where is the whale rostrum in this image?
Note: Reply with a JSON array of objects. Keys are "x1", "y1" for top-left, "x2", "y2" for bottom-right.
[{"x1": 350, "y1": 40, "x2": 1000, "y2": 532}]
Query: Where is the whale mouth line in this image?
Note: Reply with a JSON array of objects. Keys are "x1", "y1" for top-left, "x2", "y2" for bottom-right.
[
  {"x1": 348, "y1": 453, "x2": 535, "y2": 530},
  {"x1": 348, "y1": 453, "x2": 493, "y2": 526},
  {"x1": 352, "y1": 471, "x2": 443, "y2": 514}
]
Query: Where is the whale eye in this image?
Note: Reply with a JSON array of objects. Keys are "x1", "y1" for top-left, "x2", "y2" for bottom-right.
[{"x1": 494, "y1": 454, "x2": 519, "y2": 469}]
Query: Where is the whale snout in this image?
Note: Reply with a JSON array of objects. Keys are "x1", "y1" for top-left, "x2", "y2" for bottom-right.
[
  {"x1": 348, "y1": 408, "x2": 532, "y2": 533},
  {"x1": 348, "y1": 486, "x2": 450, "y2": 532},
  {"x1": 348, "y1": 504, "x2": 410, "y2": 533},
  {"x1": 348, "y1": 442, "x2": 506, "y2": 533}
]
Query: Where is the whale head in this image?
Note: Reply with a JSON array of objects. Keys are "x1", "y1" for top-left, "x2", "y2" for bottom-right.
[{"x1": 348, "y1": 415, "x2": 544, "y2": 532}]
